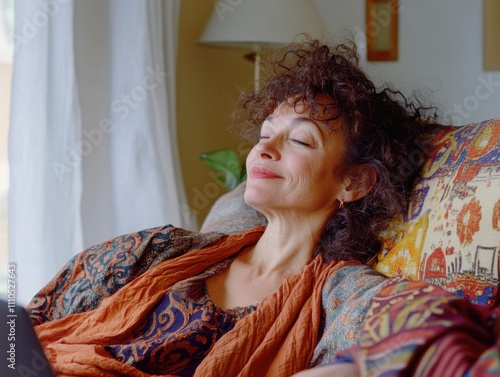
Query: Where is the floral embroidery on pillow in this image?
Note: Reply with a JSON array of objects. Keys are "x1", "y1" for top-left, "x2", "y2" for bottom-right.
[
  {"x1": 374, "y1": 118, "x2": 500, "y2": 309},
  {"x1": 457, "y1": 198, "x2": 482, "y2": 246}
]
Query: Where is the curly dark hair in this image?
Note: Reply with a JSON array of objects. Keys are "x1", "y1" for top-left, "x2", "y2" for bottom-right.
[{"x1": 233, "y1": 37, "x2": 438, "y2": 263}]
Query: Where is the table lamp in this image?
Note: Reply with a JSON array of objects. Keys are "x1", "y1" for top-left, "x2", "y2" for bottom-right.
[{"x1": 199, "y1": 0, "x2": 329, "y2": 92}]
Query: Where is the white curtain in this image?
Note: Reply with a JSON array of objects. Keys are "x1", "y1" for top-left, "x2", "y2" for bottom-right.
[{"x1": 9, "y1": 0, "x2": 194, "y2": 305}]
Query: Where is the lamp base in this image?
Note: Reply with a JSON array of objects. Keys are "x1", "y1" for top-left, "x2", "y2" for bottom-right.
[
  {"x1": 243, "y1": 52, "x2": 256, "y2": 62},
  {"x1": 242, "y1": 51, "x2": 261, "y2": 93}
]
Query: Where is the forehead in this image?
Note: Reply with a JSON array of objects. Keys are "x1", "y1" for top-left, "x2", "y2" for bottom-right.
[{"x1": 268, "y1": 96, "x2": 342, "y2": 132}]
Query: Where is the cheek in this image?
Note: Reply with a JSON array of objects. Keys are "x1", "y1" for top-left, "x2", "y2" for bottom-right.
[
  {"x1": 295, "y1": 158, "x2": 329, "y2": 180},
  {"x1": 305, "y1": 161, "x2": 341, "y2": 194},
  {"x1": 286, "y1": 160, "x2": 325, "y2": 191}
]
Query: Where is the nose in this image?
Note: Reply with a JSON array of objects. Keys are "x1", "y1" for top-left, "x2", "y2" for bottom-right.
[{"x1": 255, "y1": 137, "x2": 281, "y2": 160}]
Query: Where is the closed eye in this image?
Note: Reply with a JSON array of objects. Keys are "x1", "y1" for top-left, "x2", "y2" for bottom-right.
[{"x1": 290, "y1": 139, "x2": 311, "y2": 147}]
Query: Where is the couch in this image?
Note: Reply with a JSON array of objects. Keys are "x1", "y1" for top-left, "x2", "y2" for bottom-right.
[
  {"x1": 201, "y1": 117, "x2": 500, "y2": 309},
  {"x1": 27, "y1": 118, "x2": 500, "y2": 375}
]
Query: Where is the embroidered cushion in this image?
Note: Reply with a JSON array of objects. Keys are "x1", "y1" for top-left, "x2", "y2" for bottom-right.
[{"x1": 373, "y1": 118, "x2": 500, "y2": 308}]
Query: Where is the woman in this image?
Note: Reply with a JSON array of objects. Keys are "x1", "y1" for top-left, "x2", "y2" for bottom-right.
[{"x1": 28, "y1": 38, "x2": 435, "y2": 376}]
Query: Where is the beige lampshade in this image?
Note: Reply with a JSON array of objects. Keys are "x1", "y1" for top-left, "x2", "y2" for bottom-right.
[{"x1": 199, "y1": 0, "x2": 329, "y2": 51}]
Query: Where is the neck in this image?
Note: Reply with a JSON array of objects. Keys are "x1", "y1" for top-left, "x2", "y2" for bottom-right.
[{"x1": 241, "y1": 218, "x2": 325, "y2": 277}]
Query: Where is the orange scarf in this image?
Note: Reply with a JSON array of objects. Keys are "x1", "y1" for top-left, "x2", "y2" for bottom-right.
[{"x1": 35, "y1": 227, "x2": 350, "y2": 376}]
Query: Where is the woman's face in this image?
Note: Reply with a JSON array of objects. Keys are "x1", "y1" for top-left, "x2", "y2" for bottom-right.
[{"x1": 244, "y1": 98, "x2": 347, "y2": 222}]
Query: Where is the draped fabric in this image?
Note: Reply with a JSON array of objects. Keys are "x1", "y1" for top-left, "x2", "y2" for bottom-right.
[
  {"x1": 104, "y1": 258, "x2": 256, "y2": 376},
  {"x1": 336, "y1": 276, "x2": 500, "y2": 376},
  {"x1": 9, "y1": 0, "x2": 193, "y2": 305},
  {"x1": 27, "y1": 222, "x2": 500, "y2": 376},
  {"x1": 29, "y1": 226, "x2": 355, "y2": 377}
]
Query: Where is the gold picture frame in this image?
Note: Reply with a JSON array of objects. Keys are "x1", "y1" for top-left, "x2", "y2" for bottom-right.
[
  {"x1": 366, "y1": 0, "x2": 399, "y2": 61},
  {"x1": 484, "y1": 0, "x2": 500, "y2": 70}
]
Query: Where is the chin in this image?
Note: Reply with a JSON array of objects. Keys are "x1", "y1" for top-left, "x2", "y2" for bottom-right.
[{"x1": 243, "y1": 183, "x2": 272, "y2": 210}]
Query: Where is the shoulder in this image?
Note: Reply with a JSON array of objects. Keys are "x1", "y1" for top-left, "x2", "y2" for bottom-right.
[
  {"x1": 323, "y1": 264, "x2": 386, "y2": 298},
  {"x1": 321, "y1": 264, "x2": 387, "y2": 319},
  {"x1": 312, "y1": 264, "x2": 387, "y2": 365}
]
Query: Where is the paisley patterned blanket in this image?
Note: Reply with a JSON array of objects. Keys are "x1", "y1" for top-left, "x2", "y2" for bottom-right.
[
  {"x1": 28, "y1": 225, "x2": 228, "y2": 325},
  {"x1": 336, "y1": 276, "x2": 500, "y2": 376}
]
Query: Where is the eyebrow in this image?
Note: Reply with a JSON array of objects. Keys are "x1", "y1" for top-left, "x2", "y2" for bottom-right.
[{"x1": 265, "y1": 115, "x2": 328, "y2": 136}]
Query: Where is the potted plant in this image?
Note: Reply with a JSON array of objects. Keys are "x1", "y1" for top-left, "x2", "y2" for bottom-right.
[{"x1": 198, "y1": 149, "x2": 247, "y2": 191}]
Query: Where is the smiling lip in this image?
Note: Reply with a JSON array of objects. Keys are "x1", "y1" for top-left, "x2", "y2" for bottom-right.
[{"x1": 250, "y1": 167, "x2": 282, "y2": 179}]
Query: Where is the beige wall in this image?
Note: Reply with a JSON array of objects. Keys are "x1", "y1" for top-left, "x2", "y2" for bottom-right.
[{"x1": 177, "y1": 0, "x2": 253, "y2": 227}]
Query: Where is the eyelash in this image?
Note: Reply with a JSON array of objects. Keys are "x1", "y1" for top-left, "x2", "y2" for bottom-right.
[
  {"x1": 291, "y1": 139, "x2": 311, "y2": 147},
  {"x1": 258, "y1": 136, "x2": 311, "y2": 147}
]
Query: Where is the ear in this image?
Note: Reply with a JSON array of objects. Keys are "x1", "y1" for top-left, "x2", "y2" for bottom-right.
[{"x1": 339, "y1": 164, "x2": 377, "y2": 203}]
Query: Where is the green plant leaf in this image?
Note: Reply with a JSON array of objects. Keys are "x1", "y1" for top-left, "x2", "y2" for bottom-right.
[
  {"x1": 198, "y1": 149, "x2": 243, "y2": 191},
  {"x1": 240, "y1": 166, "x2": 247, "y2": 183}
]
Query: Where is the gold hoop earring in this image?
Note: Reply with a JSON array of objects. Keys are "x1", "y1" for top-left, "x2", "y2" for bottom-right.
[{"x1": 339, "y1": 200, "x2": 344, "y2": 209}]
